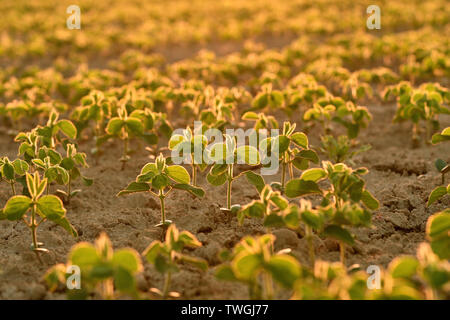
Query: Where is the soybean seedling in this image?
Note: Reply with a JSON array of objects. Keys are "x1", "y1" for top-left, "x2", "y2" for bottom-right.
[
  {"x1": 259, "y1": 121, "x2": 318, "y2": 191},
  {"x1": 168, "y1": 126, "x2": 208, "y2": 186},
  {"x1": 285, "y1": 161, "x2": 379, "y2": 265},
  {"x1": 35, "y1": 110, "x2": 78, "y2": 149},
  {"x1": 0, "y1": 157, "x2": 29, "y2": 195},
  {"x1": 142, "y1": 224, "x2": 207, "y2": 299},
  {"x1": 320, "y1": 135, "x2": 371, "y2": 165},
  {"x1": 45, "y1": 232, "x2": 143, "y2": 299},
  {"x1": 215, "y1": 234, "x2": 300, "y2": 299},
  {"x1": 250, "y1": 83, "x2": 284, "y2": 112},
  {"x1": 0, "y1": 172, "x2": 77, "y2": 263},
  {"x1": 117, "y1": 153, "x2": 205, "y2": 227},
  {"x1": 304, "y1": 97, "x2": 372, "y2": 139},
  {"x1": 431, "y1": 127, "x2": 450, "y2": 184},
  {"x1": 384, "y1": 82, "x2": 449, "y2": 145},
  {"x1": 236, "y1": 184, "x2": 299, "y2": 231},
  {"x1": 53, "y1": 144, "x2": 93, "y2": 204},
  {"x1": 206, "y1": 134, "x2": 260, "y2": 210},
  {"x1": 106, "y1": 104, "x2": 144, "y2": 170}
]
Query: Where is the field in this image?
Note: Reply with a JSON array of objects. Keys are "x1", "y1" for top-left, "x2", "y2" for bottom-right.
[{"x1": 0, "y1": 0, "x2": 449, "y2": 300}]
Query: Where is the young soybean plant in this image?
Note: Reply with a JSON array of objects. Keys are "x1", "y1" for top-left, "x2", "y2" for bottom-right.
[
  {"x1": 206, "y1": 134, "x2": 260, "y2": 210},
  {"x1": 0, "y1": 157, "x2": 29, "y2": 195},
  {"x1": 215, "y1": 234, "x2": 300, "y2": 299},
  {"x1": 0, "y1": 172, "x2": 77, "y2": 263},
  {"x1": 259, "y1": 121, "x2": 318, "y2": 191},
  {"x1": 45, "y1": 232, "x2": 143, "y2": 299},
  {"x1": 106, "y1": 105, "x2": 144, "y2": 170},
  {"x1": 118, "y1": 153, "x2": 205, "y2": 227},
  {"x1": 236, "y1": 184, "x2": 299, "y2": 230},
  {"x1": 35, "y1": 110, "x2": 78, "y2": 149},
  {"x1": 143, "y1": 224, "x2": 208, "y2": 299},
  {"x1": 55, "y1": 144, "x2": 93, "y2": 204},
  {"x1": 285, "y1": 161, "x2": 379, "y2": 265},
  {"x1": 320, "y1": 135, "x2": 371, "y2": 165},
  {"x1": 431, "y1": 127, "x2": 450, "y2": 184},
  {"x1": 168, "y1": 126, "x2": 208, "y2": 186}
]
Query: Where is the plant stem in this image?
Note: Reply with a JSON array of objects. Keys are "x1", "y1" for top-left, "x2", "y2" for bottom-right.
[
  {"x1": 30, "y1": 205, "x2": 42, "y2": 264},
  {"x1": 306, "y1": 226, "x2": 315, "y2": 268},
  {"x1": 159, "y1": 190, "x2": 166, "y2": 224},
  {"x1": 121, "y1": 137, "x2": 129, "y2": 171},
  {"x1": 339, "y1": 241, "x2": 346, "y2": 265},
  {"x1": 226, "y1": 164, "x2": 233, "y2": 209},
  {"x1": 192, "y1": 164, "x2": 197, "y2": 186},
  {"x1": 263, "y1": 272, "x2": 273, "y2": 300},
  {"x1": 67, "y1": 175, "x2": 71, "y2": 204},
  {"x1": 281, "y1": 160, "x2": 286, "y2": 190},
  {"x1": 162, "y1": 271, "x2": 171, "y2": 299},
  {"x1": 10, "y1": 181, "x2": 15, "y2": 195}
]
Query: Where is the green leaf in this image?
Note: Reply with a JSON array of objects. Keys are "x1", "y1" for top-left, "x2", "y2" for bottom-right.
[
  {"x1": 361, "y1": 190, "x2": 380, "y2": 210},
  {"x1": 70, "y1": 243, "x2": 99, "y2": 269},
  {"x1": 3, "y1": 196, "x2": 32, "y2": 220},
  {"x1": 432, "y1": 127, "x2": 450, "y2": 144},
  {"x1": 106, "y1": 118, "x2": 124, "y2": 135},
  {"x1": 215, "y1": 265, "x2": 238, "y2": 281},
  {"x1": 232, "y1": 253, "x2": 261, "y2": 280},
  {"x1": 323, "y1": 225, "x2": 354, "y2": 245},
  {"x1": 427, "y1": 186, "x2": 448, "y2": 206},
  {"x1": 207, "y1": 172, "x2": 227, "y2": 186},
  {"x1": 112, "y1": 249, "x2": 143, "y2": 273},
  {"x1": 152, "y1": 174, "x2": 169, "y2": 190},
  {"x1": 168, "y1": 134, "x2": 184, "y2": 149},
  {"x1": 172, "y1": 184, "x2": 205, "y2": 198},
  {"x1": 245, "y1": 171, "x2": 265, "y2": 193},
  {"x1": 179, "y1": 254, "x2": 208, "y2": 271},
  {"x1": 12, "y1": 159, "x2": 29, "y2": 176},
  {"x1": 267, "y1": 255, "x2": 300, "y2": 288},
  {"x1": 290, "y1": 132, "x2": 308, "y2": 148},
  {"x1": 296, "y1": 149, "x2": 319, "y2": 164},
  {"x1": 242, "y1": 111, "x2": 259, "y2": 120},
  {"x1": 389, "y1": 256, "x2": 419, "y2": 278},
  {"x1": 426, "y1": 210, "x2": 450, "y2": 259},
  {"x1": 125, "y1": 118, "x2": 144, "y2": 135},
  {"x1": 435, "y1": 159, "x2": 447, "y2": 172},
  {"x1": 285, "y1": 179, "x2": 322, "y2": 198},
  {"x1": 36, "y1": 195, "x2": 66, "y2": 219},
  {"x1": 114, "y1": 267, "x2": 136, "y2": 293},
  {"x1": 236, "y1": 146, "x2": 260, "y2": 165},
  {"x1": 117, "y1": 182, "x2": 150, "y2": 196},
  {"x1": 2, "y1": 162, "x2": 15, "y2": 180},
  {"x1": 57, "y1": 120, "x2": 77, "y2": 139},
  {"x1": 165, "y1": 165, "x2": 190, "y2": 184},
  {"x1": 300, "y1": 168, "x2": 327, "y2": 182},
  {"x1": 277, "y1": 135, "x2": 291, "y2": 154}
]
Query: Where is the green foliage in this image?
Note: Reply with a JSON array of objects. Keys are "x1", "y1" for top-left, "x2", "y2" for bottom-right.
[
  {"x1": 385, "y1": 82, "x2": 450, "y2": 144},
  {"x1": 320, "y1": 135, "x2": 371, "y2": 165},
  {"x1": 143, "y1": 224, "x2": 207, "y2": 298},
  {"x1": 168, "y1": 126, "x2": 208, "y2": 186},
  {"x1": 303, "y1": 97, "x2": 372, "y2": 139},
  {"x1": 118, "y1": 153, "x2": 204, "y2": 227},
  {"x1": 207, "y1": 134, "x2": 260, "y2": 209},
  {"x1": 426, "y1": 209, "x2": 450, "y2": 260},
  {"x1": 215, "y1": 234, "x2": 300, "y2": 299},
  {"x1": 1, "y1": 172, "x2": 77, "y2": 262},
  {"x1": 260, "y1": 121, "x2": 318, "y2": 191},
  {"x1": 45, "y1": 232, "x2": 143, "y2": 299},
  {"x1": 0, "y1": 156, "x2": 29, "y2": 195}
]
